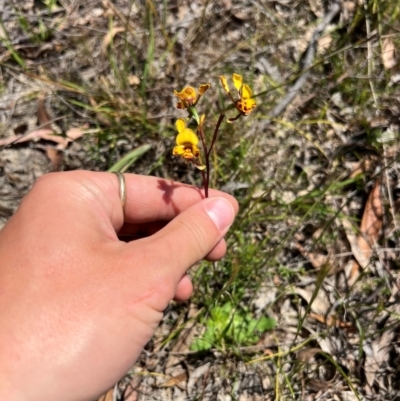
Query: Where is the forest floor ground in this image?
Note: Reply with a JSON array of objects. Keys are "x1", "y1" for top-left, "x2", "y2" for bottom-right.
[{"x1": 1, "y1": 1, "x2": 400, "y2": 400}]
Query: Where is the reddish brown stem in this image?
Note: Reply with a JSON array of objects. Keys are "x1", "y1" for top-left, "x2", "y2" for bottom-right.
[
  {"x1": 197, "y1": 125, "x2": 209, "y2": 198},
  {"x1": 207, "y1": 113, "x2": 225, "y2": 159},
  {"x1": 205, "y1": 113, "x2": 225, "y2": 196},
  {"x1": 198, "y1": 113, "x2": 225, "y2": 198},
  {"x1": 201, "y1": 169, "x2": 208, "y2": 198}
]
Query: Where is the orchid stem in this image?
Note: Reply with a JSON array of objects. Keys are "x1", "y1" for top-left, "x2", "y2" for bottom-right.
[
  {"x1": 205, "y1": 113, "x2": 225, "y2": 195},
  {"x1": 201, "y1": 169, "x2": 208, "y2": 198},
  {"x1": 197, "y1": 125, "x2": 209, "y2": 198},
  {"x1": 197, "y1": 113, "x2": 225, "y2": 198},
  {"x1": 207, "y1": 113, "x2": 225, "y2": 159}
]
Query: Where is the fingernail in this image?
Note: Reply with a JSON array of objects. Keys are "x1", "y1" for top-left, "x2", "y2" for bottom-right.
[{"x1": 205, "y1": 197, "x2": 235, "y2": 231}]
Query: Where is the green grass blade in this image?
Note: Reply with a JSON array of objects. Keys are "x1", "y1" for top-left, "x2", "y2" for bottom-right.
[{"x1": 107, "y1": 144, "x2": 151, "y2": 173}]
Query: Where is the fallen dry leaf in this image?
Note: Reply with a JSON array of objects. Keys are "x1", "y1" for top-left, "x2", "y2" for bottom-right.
[
  {"x1": 318, "y1": 33, "x2": 333, "y2": 53},
  {"x1": 364, "y1": 329, "x2": 394, "y2": 389},
  {"x1": 273, "y1": 274, "x2": 281, "y2": 286},
  {"x1": 123, "y1": 375, "x2": 140, "y2": 401},
  {"x1": 37, "y1": 95, "x2": 52, "y2": 130},
  {"x1": 164, "y1": 303, "x2": 200, "y2": 369},
  {"x1": 295, "y1": 242, "x2": 328, "y2": 270},
  {"x1": 46, "y1": 147, "x2": 63, "y2": 172},
  {"x1": 128, "y1": 74, "x2": 140, "y2": 86},
  {"x1": 37, "y1": 95, "x2": 62, "y2": 171},
  {"x1": 187, "y1": 363, "x2": 210, "y2": 395},
  {"x1": 0, "y1": 129, "x2": 61, "y2": 147},
  {"x1": 307, "y1": 378, "x2": 334, "y2": 392},
  {"x1": 263, "y1": 348, "x2": 275, "y2": 356},
  {"x1": 308, "y1": 0, "x2": 323, "y2": 17},
  {"x1": 294, "y1": 287, "x2": 330, "y2": 315},
  {"x1": 348, "y1": 181, "x2": 383, "y2": 283},
  {"x1": 0, "y1": 122, "x2": 92, "y2": 172},
  {"x1": 308, "y1": 312, "x2": 354, "y2": 330},
  {"x1": 359, "y1": 180, "x2": 383, "y2": 257},
  {"x1": 382, "y1": 38, "x2": 397, "y2": 70},
  {"x1": 297, "y1": 347, "x2": 322, "y2": 362},
  {"x1": 101, "y1": 27, "x2": 125, "y2": 55},
  {"x1": 161, "y1": 372, "x2": 188, "y2": 388},
  {"x1": 66, "y1": 126, "x2": 89, "y2": 140},
  {"x1": 297, "y1": 347, "x2": 336, "y2": 391}
]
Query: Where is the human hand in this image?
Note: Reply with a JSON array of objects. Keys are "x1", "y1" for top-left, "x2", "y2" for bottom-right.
[{"x1": 0, "y1": 171, "x2": 238, "y2": 401}]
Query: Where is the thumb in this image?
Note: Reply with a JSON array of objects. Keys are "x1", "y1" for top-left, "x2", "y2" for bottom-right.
[{"x1": 146, "y1": 196, "x2": 237, "y2": 282}]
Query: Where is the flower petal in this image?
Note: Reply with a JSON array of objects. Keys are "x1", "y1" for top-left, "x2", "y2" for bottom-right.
[
  {"x1": 235, "y1": 98, "x2": 256, "y2": 115},
  {"x1": 174, "y1": 86, "x2": 197, "y2": 101},
  {"x1": 175, "y1": 119, "x2": 187, "y2": 134},
  {"x1": 176, "y1": 128, "x2": 199, "y2": 146},
  {"x1": 232, "y1": 73, "x2": 243, "y2": 91},
  {"x1": 173, "y1": 89, "x2": 183, "y2": 98},
  {"x1": 174, "y1": 143, "x2": 200, "y2": 159},
  {"x1": 173, "y1": 145, "x2": 185, "y2": 155},
  {"x1": 199, "y1": 114, "x2": 206, "y2": 127},
  {"x1": 219, "y1": 76, "x2": 230, "y2": 93},
  {"x1": 191, "y1": 144, "x2": 200, "y2": 158},
  {"x1": 241, "y1": 83, "x2": 253, "y2": 99},
  {"x1": 194, "y1": 162, "x2": 206, "y2": 170},
  {"x1": 183, "y1": 86, "x2": 196, "y2": 99},
  {"x1": 244, "y1": 98, "x2": 257, "y2": 112},
  {"x1": 198, "y1": 84, "x2": 210, "y2": 95}
]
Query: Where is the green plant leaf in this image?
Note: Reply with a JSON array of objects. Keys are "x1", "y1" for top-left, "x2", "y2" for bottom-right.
[
  {"x1": 191, "y1": 302, "x2": 275, "y2": 351},
  {"x1": 108, "y1": 144, "x2": 151, "y2": 173}
]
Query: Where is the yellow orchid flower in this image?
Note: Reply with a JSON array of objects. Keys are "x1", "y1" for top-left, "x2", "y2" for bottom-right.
[
  {"x1": 220, "y1": 73, "x2": 256, "y2": 117},
  {"x1": 174, "y1": 84, "x2": 210, "y2": 109},
  {"x1": 172, "y1": 119, "x2": 205, "y2": 169}
]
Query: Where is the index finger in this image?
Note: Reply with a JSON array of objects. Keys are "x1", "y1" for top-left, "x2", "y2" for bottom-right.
[
  {"x1": 122, "y1": 174, "x2": 238, "y2": 224},
  {"x1": 78, "y1": 171, "x2": 238, "y2": 228}
]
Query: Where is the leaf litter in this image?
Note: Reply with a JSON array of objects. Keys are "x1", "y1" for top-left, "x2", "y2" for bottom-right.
[{"x1": 1, "y1": 0, "x2": 400, "y2": 400}]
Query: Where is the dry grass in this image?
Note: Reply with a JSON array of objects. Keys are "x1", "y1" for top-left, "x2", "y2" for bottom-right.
[{"x1": 2, "y1": 0, "x2": 400, "y2": 399}]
